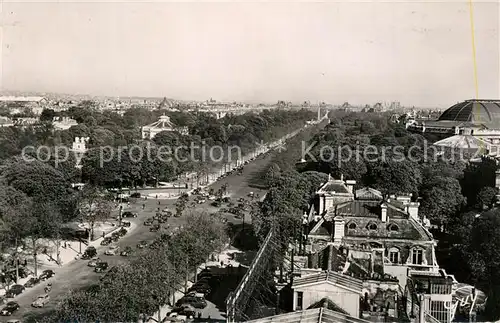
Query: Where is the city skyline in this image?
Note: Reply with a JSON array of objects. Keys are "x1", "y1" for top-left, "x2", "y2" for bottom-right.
[{"x1": 1, "y1": 1, "x2": 499, "y2": 107}]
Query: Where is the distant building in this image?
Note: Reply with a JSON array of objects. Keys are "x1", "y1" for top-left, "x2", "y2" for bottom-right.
[
  {"x1": 53, "y1": 116, "x2": 78, "y2": 131},
  {"x1": 14, "y1": 117, "x2": 38, "y2": 128},
  {"x1": 71, "y1": 137, "x2": 89, "y2": 168},
  {"x1": 408, "y1": 99, "x2": 500, "y2": 157},
  {"x1": 0, "y1": 116, "x2": 14, "y2": 128},
  {"x1": 141, "y1": 115, "x2": 188, "y2": 139},
  {"x1": 0, "y1": 96, "x2": 48, "y2": 115}
]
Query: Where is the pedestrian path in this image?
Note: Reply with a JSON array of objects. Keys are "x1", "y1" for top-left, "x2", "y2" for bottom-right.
[{"x1": 0, "y1": 222, "x2": 137, "y2": 297}]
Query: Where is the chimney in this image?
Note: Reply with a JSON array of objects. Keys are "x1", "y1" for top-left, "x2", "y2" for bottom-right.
[
  {"x1": 381, "y1": 203, "x2": 388, "y2": 222},
  {"x1": 326, "y1": 245, "x2": 334, "y2": 271},
  {"x1": 396, "y1": 194, "x2": 411, "y2": 206},
  {"x1": 345, "y1": 180, "x2": 356, "y2": 195},
  {"x1": 408, "y1": 202, "x2": 420, "y2": 221},
  {"x1": 333, "y1": 216, "x2": 345, "y2": 246},
  {"x1": 496, "y1": 170, "x2": 500, "y2": 191}
]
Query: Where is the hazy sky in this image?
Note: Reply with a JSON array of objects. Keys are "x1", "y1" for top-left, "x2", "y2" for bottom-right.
[{"x1": 1, "y1": 0, "x2": 499, "y2": 107}]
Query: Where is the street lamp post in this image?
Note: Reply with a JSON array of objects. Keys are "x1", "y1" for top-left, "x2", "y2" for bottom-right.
[
  {"x1": 119, "y1": 205, "x2": 123, "y2": 227},
  {"x1": 301, "y1": 212, "x2": 309, "y2": 256}
]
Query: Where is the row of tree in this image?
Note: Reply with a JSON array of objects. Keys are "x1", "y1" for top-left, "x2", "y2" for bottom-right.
[{"x1": 0, "y1": 103, "x2": 315, "y2": 164}]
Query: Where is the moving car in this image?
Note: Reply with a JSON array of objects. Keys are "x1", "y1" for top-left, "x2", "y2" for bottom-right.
[
  {"x1": 23, "y1": 277, "x2": 40, "y2": 288},
  {"x1": 87, "y1": 258, "x2": 101, "y2": 267},
  {"x1": 0, "y1": 302, "x2": 19, "y2": 316},
  {"x1": 81, "y1": 246, "x2": 97, "y2": 259},
  {"x1": 94, "y1": 261, "x2": 109, "y2": 273},
  {"x1": 104, "y1": 245, "x2": 120, "y2": 256},
  {"x1": 39, "y1": 269, "x2": 55, "y2": 281},
  {"x1": 100, "y1": 237, "x2": 113, "y2": 246},
  {"x1": 122, "y1": 211, "x2": 138, "y2": 218},
  {"x1": 122, "y1": 220, "x2": 131, "y2": 227},
  {"x1": 150, "y1": 224, "x2": 161, "y2": 232},
  {"x1": 31, "y1": 294, "x2": 50, "y2": 308},
  {"x1": 5, "y1": 285, "x2": 24, "y2": 298},
  {"x1": 120, "y1": 246, "x2": 133, "y2": 257}
]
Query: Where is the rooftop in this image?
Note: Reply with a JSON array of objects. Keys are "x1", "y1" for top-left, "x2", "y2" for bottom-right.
[
  {"x1": 317, "y1": 176, "x2": 353, "y2": 195},
  {"x1": 0, "y1": 96, "x2": 46, "y2": 102},
  {"x1": 292, "y1": 270, "x2": 363, "y2": 294},
  {"x1": 433, "y1": 135, "x2": 489, "y2": 152},
  {"x1": 355, "y1": 188, "x2": 383, "y2": 201},
  {"x1": 245, "y1": 308, "x2": 370, "y2": 323},
  {"x1": 438, "y1": 99, "x2": 500, "y2": 128}
]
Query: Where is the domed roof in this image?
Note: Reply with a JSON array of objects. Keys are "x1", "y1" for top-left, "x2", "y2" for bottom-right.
[{"x1": 438, "y1": 99, "x2": 500, "y2": 127}]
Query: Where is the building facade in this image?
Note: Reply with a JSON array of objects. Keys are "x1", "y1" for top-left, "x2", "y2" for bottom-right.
[
  {"x1": 308, "y1": 177, "x2": 438, "y2": 290},
  {"x1": 141, "y1": 115, "x2": 189, "y2": 139}
]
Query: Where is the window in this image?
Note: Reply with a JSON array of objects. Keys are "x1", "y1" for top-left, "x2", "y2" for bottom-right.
[
  {"x1": 347, "y1": 222, "x2": 357, "y2": 230},
  {"x1": 411, "y1": 248, "x2": 423, "y2": 265},
  {"x1": 367, "y1": 223, "x2": 378, "y2": 230},
  {"x1": 430, "y1": 301, "x2": 450, "y2": 323},
  {"x1": 389, "y1": 248, "x2": 400, "y2": 264},
  {"x1": 296, "y1": 291, "x2": 303, "y2": 310},
  {"x1": 387, "y1": 223, "x2": 399, "y2": 232}
]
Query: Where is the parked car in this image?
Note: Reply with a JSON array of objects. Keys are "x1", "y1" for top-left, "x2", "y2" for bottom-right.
[
  {"x1": 122, "y1": 221, "x2": 131, "y2": 227},
  {"x1": 39, "y1": 269, "x2": 55, "y2": 281},
  {"x1": 120, "y1": 246, "x2": 133, "y2": 257},
  {"x1": 111, "y1": 232, "x2": 120, "y2": 241},
  {"x1": 162, "y1": 312, "x2": 189, "y2": 322},
  {"x1": 137, "y1": 240, "x2": 148, "y2": 249},
  {"x1": 94, "y1": 262, "x2": 109, "y2": 273},
  {"x1": 104, "y1": 245, "x2": 120, "y2": 256},
  {"x1": 186, "y1": 291, "x2": 205, "y2": 298},
  {"x1": 5, "y1": 285, "x2": 24, "y2": 298},
  {"x1": 190, "y1": 285, "x2": 211, "y2": 295},
  {"x1": 150, "y1": 224, "x2": 161, "y2": 232},
  {"x1": 31, "y1": 294, "x2": 50, "y2": 308},
  {"x1": 130, "y1": 192, "x2": 141, "y2": 198},
  {"x1": 118, "y1": 228, "x2": 128, "y2": 236},
  {"x1": 167, "y1": 304, "x2": 196, "y2": 318},
  {"x1": 144, "y1": 218, "x2": 154, "y2": 226},
  {"x1": 23, "y1": 277, "x2": 40, "y2": 288},
  {"x1": 0, "y1": 301, "x2": 19, "y2": 316},
  {"x1": 175, "y1": 296, "x2": 207, "y2": 309},
  {"x1": 87, "y1": 258, "x2": 101, "y2": 267},
  {"x1": 81, "y1": 246, "x2": 98, "y2": 259},
  {"x1": 100, "y1": 237, "x2": 113, "y2": 246},
  {"x1": 122, "y1": 211, "x2": 138, "y2": 218}
]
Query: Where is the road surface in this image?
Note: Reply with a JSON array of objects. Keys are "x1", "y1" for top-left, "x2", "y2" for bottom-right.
[{"x1": 11, "y1": 153, "x2": 272, "y2": 322}]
